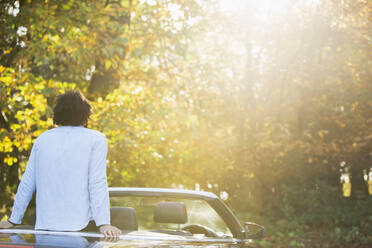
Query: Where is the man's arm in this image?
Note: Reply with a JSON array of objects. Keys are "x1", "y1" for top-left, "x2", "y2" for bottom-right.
[
  {"x1": 3, "y1": 142, "x2": 38, "y2": 227},
  {"x1": 88, "y1": 135, "x2": 110, "y2": 227},
  {"x1": 88, "y1": 135, "x2": 121, "y2": 237}
]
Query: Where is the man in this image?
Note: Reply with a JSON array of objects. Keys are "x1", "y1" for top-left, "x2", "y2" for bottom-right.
[{"x1": 0, "y1": 90, "x2": 121, "y2": 238}]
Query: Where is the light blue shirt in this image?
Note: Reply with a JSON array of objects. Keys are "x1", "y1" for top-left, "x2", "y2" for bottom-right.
[{"x1": 9, "y1": 126, "x2": 110, "y2": 231}]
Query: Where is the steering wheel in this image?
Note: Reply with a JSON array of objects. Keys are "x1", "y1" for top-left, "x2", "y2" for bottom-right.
[{"x1": 181, "y1": 224, "x2": 219, "y2": 238}]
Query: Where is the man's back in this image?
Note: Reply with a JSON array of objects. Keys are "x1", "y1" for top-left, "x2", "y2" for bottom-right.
[
  {"x1": 31, "y1": 126, "x2": 109, "y2": 231},
  {"x1": 9, "y1": 126, "x2": 110, "y2": 231}
]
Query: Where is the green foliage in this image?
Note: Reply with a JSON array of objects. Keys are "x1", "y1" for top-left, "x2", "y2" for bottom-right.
[{"x1": 1, "y1": 0, "x2": 371, "y2": 246}]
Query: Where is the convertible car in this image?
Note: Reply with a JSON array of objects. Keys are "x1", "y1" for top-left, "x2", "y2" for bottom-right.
[{"x1": 0, "y1": 187, "x2": 265, "y2": 247}]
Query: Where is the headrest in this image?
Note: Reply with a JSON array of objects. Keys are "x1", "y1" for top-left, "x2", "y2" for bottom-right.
[
  {"x1": 153, "y1": 201, "x2": 187, "y2": 224},
  {"x1": 110, "y1": 207, "x2": 138, "y2": 231}
]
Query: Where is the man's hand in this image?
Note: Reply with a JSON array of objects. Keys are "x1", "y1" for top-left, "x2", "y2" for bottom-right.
[
  {"x1": 99, "y1": 224, "x2": 121, "y2": 238},
  {"x1": 0, "y1": 221, "x2": 14, "y2": 229}
]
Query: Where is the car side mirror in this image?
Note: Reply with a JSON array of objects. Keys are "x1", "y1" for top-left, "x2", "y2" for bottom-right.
[{"x1": 243, "y1": 222, "x2": 265, "y2": 239}]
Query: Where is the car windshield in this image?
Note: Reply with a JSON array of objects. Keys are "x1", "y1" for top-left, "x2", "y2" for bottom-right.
[{"x1": 110, "y1": 195, "x2": 232, "y2": 237}]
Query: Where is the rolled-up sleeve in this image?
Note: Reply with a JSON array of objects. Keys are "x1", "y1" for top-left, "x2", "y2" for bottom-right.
[
  {"x1": 88, "y1": 135, "x2": 110, "y2": 226},
  {"x1": 9, "y1": 142, "x2": 38, "y2": 224}
]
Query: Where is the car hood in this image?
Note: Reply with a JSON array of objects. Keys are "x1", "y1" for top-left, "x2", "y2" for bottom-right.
[{"x1": 0, "y1": 229, "x2": 250, "y2": 248}]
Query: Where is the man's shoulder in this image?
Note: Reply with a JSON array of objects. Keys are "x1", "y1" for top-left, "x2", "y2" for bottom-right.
[
  {"x1": 81, "y1": 128, "x2": 107, "y2": 147},
  {"x1": 36, "y1": 127, "x2": 106, "y2": 141},
  {"x1": 83, "y1": 128, "x2": 106, "y2": 139},
  {"x1": 33, "y1": 128, "x2": 55, "y2": 143}
]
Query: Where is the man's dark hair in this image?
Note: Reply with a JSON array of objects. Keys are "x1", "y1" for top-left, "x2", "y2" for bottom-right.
[{"x1": 53, "y1": 90, "x2": 92, "y2": 126}]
